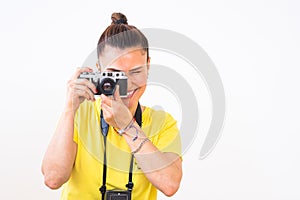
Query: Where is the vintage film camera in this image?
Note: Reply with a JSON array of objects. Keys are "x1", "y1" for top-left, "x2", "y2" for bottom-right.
[
  {"x1": 79, "y1": 71, "x2": 128, "y2": 97},
  {"x1": 105, "y1": 190, "x2": 131, "y2": 200}
]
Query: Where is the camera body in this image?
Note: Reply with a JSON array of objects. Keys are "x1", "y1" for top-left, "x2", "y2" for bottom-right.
[
  {"x1": 105, "y1": 190, "x2": 131, "y2": 200},
  {"x1": 79, "y1": 71, "x2": 128, "y2": 97}
]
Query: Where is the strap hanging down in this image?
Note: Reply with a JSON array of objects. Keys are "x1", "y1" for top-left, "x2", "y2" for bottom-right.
[
  {"x1": 99, "y1": 103, "x2": 142, "y2": 199},
  {"x1": 99, "y1": 110, "x2": 108, "y2": 200}
]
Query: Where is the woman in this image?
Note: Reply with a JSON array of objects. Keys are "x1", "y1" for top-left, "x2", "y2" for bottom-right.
[{"x1": 42, "y1": 12, "x2": 182, "y2": 200}]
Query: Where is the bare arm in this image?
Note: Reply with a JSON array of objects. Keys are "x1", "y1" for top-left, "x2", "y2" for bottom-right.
[
  {"x1": 41, "y1": 109, "x2": 78, "y2": 189},
  {"x1": 41, "y1": 67, "x2": 97, "y2": 189},
  {"x1": 101, "y1": 88, "x2": 182, "y2": 196},
  {"x1": 122, "y1": 127, "x2": 182, "y2": 197}
]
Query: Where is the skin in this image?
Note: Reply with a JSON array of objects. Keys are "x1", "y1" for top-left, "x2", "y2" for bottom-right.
[{"x1": 41, "y1": 46, "x2": 182, "y2": 197}]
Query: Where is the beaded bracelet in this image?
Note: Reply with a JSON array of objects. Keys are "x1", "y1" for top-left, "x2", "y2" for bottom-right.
[
  {"x1": 132, "y1": 138, "x2": 150, "y2": 155},
  {"x1": 117, "y1": 118, "x2": 135, "y2": 136},
  {"x1": 117, "y1": 118, "x2": 140, "y2": 141}
]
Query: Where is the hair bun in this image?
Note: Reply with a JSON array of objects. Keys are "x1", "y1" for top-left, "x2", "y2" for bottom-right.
[{"x1": 111, "y1": 12, "x2": 128, "y2": 25}]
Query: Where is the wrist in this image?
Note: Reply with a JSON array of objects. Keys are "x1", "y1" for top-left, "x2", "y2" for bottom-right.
[
  {"x1": 62, "y1": 105, "x2": 77, "y2": 117},
  {"x1": 122, "y1": 133, "x2": 150, "y2": 154},
  {"x1": 118, "y1": 117, "x2": 135, "y2": 133},
  {"x1": 64, "y1": 100, "x2": 78, "y2": 113},
  {"x1": 131, "y1": 138, "x2": 150, "y2": 155}
]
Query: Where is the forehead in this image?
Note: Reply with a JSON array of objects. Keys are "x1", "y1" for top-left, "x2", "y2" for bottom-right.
[{"x1": 99, "y1": 46, "x2": 147, "y2": 71}]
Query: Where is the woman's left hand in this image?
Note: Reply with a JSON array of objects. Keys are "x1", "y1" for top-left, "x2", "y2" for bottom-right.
[{"x1": 100, "y1": 85, "x2": 133, "y2": 129}]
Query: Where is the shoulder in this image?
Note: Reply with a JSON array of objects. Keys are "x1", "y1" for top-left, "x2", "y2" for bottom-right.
[
  {"x1": 142, "y1": 106, "x2": 181, "y2": 154},
  {"x1": 142, "y1": 106, "x2": 178, "y2": 130},
  {"x1": 143, "y1": 105, "x2": 175, "y2": 119}
]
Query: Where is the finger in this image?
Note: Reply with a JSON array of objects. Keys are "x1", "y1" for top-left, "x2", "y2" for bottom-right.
[
  {"x1": 73, "y1": 88, "x2": 92, "y2": 100},
  {"x1": 113, "y1": 85, "x2": 122, "y2": 102},
  {"x1": 76, "y1": 78, "x2": 97, "y2": 93},
  {"x1": 101, "y1": 103, "x2": 113, "y2": 120},
  {"x1": 74, "y1": 84, "x2": 95, "y2": 100},
  {"x1": 101, "y1": 102, "x2": 113, "y2": 113},
  {"x1": 101, "y1": 94, "x2": 113, "y2": 107},
  {"x1": 71, "y1": 67, "x2": 93, "y2": 80}
]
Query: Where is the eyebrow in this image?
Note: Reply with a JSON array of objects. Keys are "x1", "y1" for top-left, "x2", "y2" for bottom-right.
[
  {"x1": 129, "y1": 66, "x2": 144, "y2": 72},
  {"x1": 104, "y1": 67, "x2": 120, "y2": 72},
  {"x1": 105, "y1": 66, "x2": 144, "y2": 72}
]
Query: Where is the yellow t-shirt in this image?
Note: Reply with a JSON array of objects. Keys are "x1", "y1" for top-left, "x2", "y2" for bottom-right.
[{"x1": 60, "y1": 99, "x2": 182, "y2": 200}]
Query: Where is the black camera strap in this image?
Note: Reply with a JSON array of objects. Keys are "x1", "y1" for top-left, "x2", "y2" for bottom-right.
[{"x1": 99, "y1": 103, "x2": 142, "y2": 200}]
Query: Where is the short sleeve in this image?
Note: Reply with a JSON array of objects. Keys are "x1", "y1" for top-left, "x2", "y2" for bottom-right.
[{"x1": 146, "y1": 110, "x2": 182, "y2": 157}]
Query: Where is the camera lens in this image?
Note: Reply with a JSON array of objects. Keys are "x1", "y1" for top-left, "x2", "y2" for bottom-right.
[
  {"x1": 103, "y1": 83, "x2": 113, "y2": 91},
  {"x1": 100, "y1": 78, "x2": 116, "y2": 95}
]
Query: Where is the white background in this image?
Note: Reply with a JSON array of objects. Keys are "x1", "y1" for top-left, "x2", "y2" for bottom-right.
[{"x1": 0, "y1": 0, "x2": 299, "y2": 199}]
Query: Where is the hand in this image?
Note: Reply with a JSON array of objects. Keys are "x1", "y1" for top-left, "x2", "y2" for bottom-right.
[
  {"x1": 65, "y1": 67, "x2": 97, "y2": 112},
  {"x1": 101, "y1": 85, "x2": 132, "y2": 129}
]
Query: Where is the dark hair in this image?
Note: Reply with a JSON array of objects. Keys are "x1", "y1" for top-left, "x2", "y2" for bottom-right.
[{"x1": 97, "y1": 12, "x2": 149, "y2": 60}]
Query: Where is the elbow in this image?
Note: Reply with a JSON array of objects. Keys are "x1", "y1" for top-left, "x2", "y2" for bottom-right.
[
  {"x1": 44, "y1": 176, "x2": 63, "y2": 190},
  {"x1": 43, "y1": 171, "x2": 68, "y2": 190},
  {"x1": 163, "y1": 182, "x2": 180, "y2": 197},
  {"x1": 162, "y1": 175, "x2": 182, "y2": 197}
]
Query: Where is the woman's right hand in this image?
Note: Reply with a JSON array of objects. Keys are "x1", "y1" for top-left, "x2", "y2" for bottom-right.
[{"x1": 65, "y1": 67, "x2": 97, "y2": 112}]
